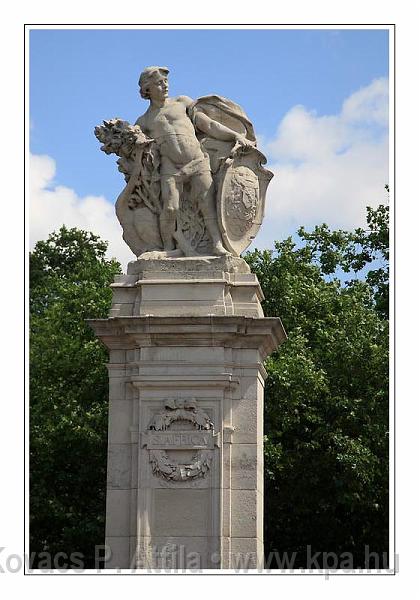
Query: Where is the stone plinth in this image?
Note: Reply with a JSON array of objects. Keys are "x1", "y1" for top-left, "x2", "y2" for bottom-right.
[
  {"x1": 109, "y1": 255, "x2": 264, "y2": 318},
  {"x1": 89, "y1": 257, "x2": 286, "y2": 569}
]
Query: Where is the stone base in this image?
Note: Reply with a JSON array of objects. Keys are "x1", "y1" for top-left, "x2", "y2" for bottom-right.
[
  {"x1": 90, "y1": 315, "x2": 285, "y2": 569},
  {"x1": 89, "y1": 259, "x2": 286, "y2": 570},
  {"x1": 110, "y1": 255, "x2": 264, "y2": 318}
]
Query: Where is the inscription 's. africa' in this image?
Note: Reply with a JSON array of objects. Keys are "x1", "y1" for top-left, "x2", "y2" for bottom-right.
[{"x1": 145, "y1": 430, "x2": 215, "y2": 450}]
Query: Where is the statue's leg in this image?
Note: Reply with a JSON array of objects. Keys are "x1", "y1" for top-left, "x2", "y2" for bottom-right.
[
  {"x1": 191, "y1": 171, "x2": 229, "y2": 255},
  {"x1": 160, "y1": 176, "x2": 181, "y2": 251}
]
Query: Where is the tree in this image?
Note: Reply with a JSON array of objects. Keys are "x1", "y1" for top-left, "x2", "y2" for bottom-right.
[
  {"x1": 30, "y1": 227, "x2": 121, "y2": 568},
  {"x1": 297, "y1": 202, "x2": 389, "y2": 318},
  {"x1": 245, "y1": 204, "x2": 389, "y2": 568}
]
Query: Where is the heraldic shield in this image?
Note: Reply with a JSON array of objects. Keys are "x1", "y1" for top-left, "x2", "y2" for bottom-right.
[{"x1": 216, "y1": 146, "x2": 273, "y2": 256}]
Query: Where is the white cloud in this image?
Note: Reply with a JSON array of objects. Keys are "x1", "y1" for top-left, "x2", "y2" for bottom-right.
[
  {"x1": 29, "y1": 153, "x2": 134, "y2": 269},
  {"x1": 254, "y1": 77, "x2": 389, "y2": 249},
  {"x1": 341, "y1": 77, "x2": 389, "y2": 126}
]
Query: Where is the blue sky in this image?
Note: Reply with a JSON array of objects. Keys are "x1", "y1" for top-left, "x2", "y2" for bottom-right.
[{"x1": 29, "y1": 27, "x2": 390, "y2": 267}]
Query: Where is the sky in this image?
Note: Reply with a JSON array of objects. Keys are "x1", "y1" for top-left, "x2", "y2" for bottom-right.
[{"x1": 29, "y1": 27, "x2": 390, "y2": 268}]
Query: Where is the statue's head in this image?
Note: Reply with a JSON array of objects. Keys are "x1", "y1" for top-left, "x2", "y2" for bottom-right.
[{"x1": 138, "y1": 66, "x2": 169, "y2": 100}]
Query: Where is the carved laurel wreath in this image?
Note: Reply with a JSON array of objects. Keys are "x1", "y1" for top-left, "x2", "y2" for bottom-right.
[
  {"x1": 148, "y1": 399, "x2": 214, "y2": 482},
  {"x1": 149, "y1": 448, "x2": 213, "y2": 482}
]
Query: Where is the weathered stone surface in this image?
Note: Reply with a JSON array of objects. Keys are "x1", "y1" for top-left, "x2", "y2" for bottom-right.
[
  {"x1": 110, "y1": 255, "x2": 264, "y2": 318},
  {"x1": 104, "y1": 536, "x2": 131, "y2": 569},
  {"x1": 106, "y1": 489, "x2": 131, "y2": 537},
  {"x1": 107, "y1": 443, "x2": 133, "y2": 490},
  {"x1": 152, "y1": 489, "x2": 209, "y2": 537},
  {"x1": 231, "y1": 489, "x2": 263, "y2": 538},
  {"x1": 127, "y1": 254, "x2": 250, "y2": 276},
  {"x1": 228, "y1": 444, "x2": 263, "y2": 490},
  {"x1": 108, "y1": 400, "x2": 132, "y2": 444},
  {"x1": 230, "y1": 537, "x2": 263, "y2": 569},
  {"x1": 135, "y1": 536, "x2": 218, "y2": 569}
]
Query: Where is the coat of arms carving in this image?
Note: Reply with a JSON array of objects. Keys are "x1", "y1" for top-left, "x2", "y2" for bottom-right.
[{"x1": 142, "y1": 399, "x2": 217, "y2": 482}]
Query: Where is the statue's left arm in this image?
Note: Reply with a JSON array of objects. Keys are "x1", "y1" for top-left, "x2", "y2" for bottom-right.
[{"x1": 178, "y1": 95, "x2": 253, "y2": 147}]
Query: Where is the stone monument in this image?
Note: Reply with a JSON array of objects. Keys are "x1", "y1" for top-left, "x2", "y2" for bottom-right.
[{"x1": 90, "y1": 66, "x2": 286, "y2": 569}]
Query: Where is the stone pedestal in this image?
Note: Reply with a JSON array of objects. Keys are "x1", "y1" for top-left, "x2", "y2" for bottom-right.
[{"x1": 89, "y1": 256, "x2": 285, "y2": 569}]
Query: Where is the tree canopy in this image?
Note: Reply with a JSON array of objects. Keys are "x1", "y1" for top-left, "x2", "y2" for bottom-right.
[
  {"x1": 245, "y1": 204, "x2": 389, "y2": 568},
  {"x1": 30, "y1": 227, "x2": 121, "y2": 567}
]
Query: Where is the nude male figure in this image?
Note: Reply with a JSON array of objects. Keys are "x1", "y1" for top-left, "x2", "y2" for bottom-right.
[{"x1": 135, "y1": 66, "x2": 253, "y2": 255}]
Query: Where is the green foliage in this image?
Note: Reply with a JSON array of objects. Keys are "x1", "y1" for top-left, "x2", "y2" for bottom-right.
[
  {"x1": 245, "y1": 204, "x2": 389, "y2": 568},
  {"x1": 297, "y1": 204, "x2": 389, "y2": 318},
  {"x1": 30, "y1": 226, "x2": 121, "y2": 567}
]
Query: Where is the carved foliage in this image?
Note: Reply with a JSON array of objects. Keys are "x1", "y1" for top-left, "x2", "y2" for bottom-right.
[{"x1": 148, "y1": 449, "x2": 213, "y2": 482}]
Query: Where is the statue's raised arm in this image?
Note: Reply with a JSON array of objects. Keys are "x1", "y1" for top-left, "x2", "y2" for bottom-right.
[{"x1": 94, "y1": 66, "x2": 273, "y2": 259}]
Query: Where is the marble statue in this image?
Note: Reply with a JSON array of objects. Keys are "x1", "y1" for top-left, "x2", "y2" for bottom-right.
[{"x1": 95, "y1": 66, "x2": 273, "y2": 259}]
